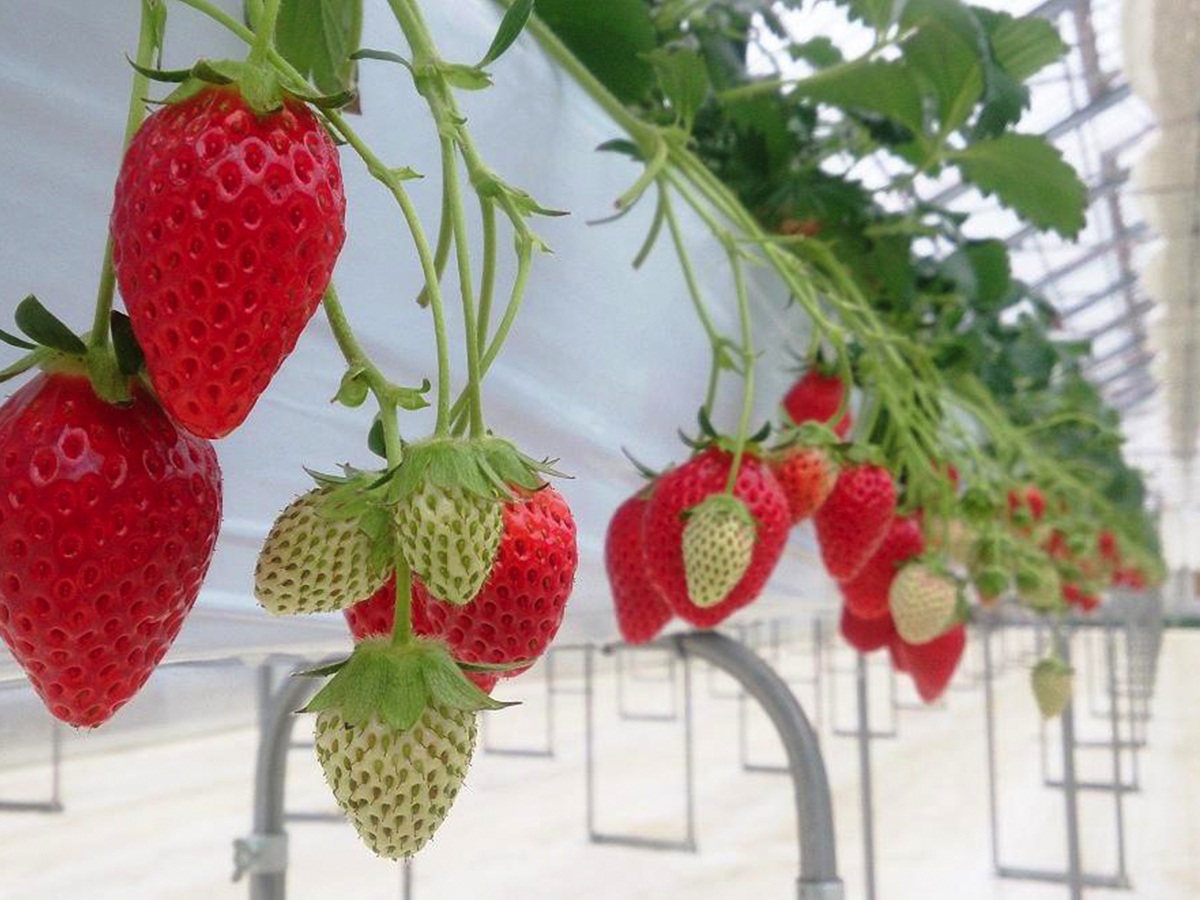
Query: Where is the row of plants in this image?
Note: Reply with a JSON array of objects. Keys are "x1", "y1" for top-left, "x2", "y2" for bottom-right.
[{"x1": 0, "y1": 0, "x2": 1161, "y2": 864}]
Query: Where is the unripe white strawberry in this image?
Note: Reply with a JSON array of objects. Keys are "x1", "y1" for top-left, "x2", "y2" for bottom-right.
[
  {"x1": 256, "y1": 485, "x2": 387, "y2": 615},
  {"x1": 1031, "y1": 657, "x2": 1073, "y2": 719},
  {"x1": 315, "y1": 704, "x2": 476, "y2": 858},
  {"x1": 395, "y1": 479, "x2": 503, "y2": 606},
  {"x1": 303, "y1": 637, "x2": 510, "y2": 859},
  {"x1": 889, "y1": 563, "x2": 958, "y2": 644},
  {"x1": 682, "y1": 494, "x2": 756, "y2": 608}
]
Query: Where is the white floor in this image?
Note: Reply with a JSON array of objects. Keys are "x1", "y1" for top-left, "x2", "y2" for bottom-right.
[{"x1": 0, "y1": 627, "x2": 1196, "y2": 900}]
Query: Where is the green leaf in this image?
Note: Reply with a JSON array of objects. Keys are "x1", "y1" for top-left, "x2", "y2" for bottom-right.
[
  {"x1": 424, "y1": 651, "x2": 512, "y2": 712},
  {"x1": 333, "y1": 366, "x2": 369, "y2": 408},
  {"x1": 367, "y1": 417, "x2": 387, "y2": 459},
  {"x1": 941, "y1": 239, "x2": 1011, "y2": 307},
  {"x1": 902, "y1": 16, "x2": 982, "y2": 133},
  {"x1": 0, "y1": 327, "x2": 36, "y2": 351},
  {"x1": 646, "y1": 48, "x2": 709, "y2": 128},
  {"x1": 985, "y1": 13, "x2": 1067, "y2": 82},
  {"x1": 349, "y1": 48, "x2": 411, "y2": 71},
  {"x1": 596, "y1": 138, "x2": 643, "y2": 160},
  {"x1": 110, "y1": 311, "x2": 145, "y2": 376},
  {"x1": 951, "y1": 134, "x2": 1087, "y2": 237},
  {"x1": 791, "y1": 60, "x2": 924, "y2": 135},
  {"x1": 535, "y1": 0, "x2": 657, "y2": 104},
  {"x1": 441, "y1": 63, "x2": 493, "y2": 91},
  {"x1": 275, "y1": 0, "x2": 363, "y2": 97},
  {"x1": 15, "y1": 296, "x2": 85, "y2": 355},
  {"x1": 0, "y1": 347, "x2": 48, "y2": 385},
  {"x1": 788, "y1": 37, "x2": 843, "y2": 69},
  {"x1": 480, "y1": 0, "x2": 534, "y2": 68},
  {"x1": 839, "y1": 0, "x2": 907, "y2": 31}
]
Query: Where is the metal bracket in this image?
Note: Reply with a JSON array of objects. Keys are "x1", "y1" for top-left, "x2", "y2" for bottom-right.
[
  {"x1": 232, "y1": 833, "x2": 288, "y2": 882},
  {"x1": 798, "y1": 880, "x2": 846, "y2": 900}
]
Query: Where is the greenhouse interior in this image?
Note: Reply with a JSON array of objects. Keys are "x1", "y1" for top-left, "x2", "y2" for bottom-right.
[{"x1": 0, "y1": 0, "x2": 1197, "y2": 898}]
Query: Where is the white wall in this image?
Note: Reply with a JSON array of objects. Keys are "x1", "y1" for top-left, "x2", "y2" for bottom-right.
[{"x1": 0, "y1": 0, "x2": 832, "y2": 642}]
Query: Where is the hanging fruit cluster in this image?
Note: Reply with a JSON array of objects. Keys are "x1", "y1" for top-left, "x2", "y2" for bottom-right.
[
  {"x1": 571, "y1": 0, "x2": 1165, "y2": 718},
  {"x1": 0, "y1": 0, "x2": 574, "y2": 860}
]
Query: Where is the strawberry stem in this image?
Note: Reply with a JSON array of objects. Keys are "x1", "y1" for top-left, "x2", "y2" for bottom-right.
[
  {"x1": 661, "y1": 182, "x2": 724, "y2": 419},
  {"x1": 440, "y1": 135, "x2": 487, "y2": 439},
  {"x1": 391, "y1": 554, "x2": 414, "y2": 648},
  {"x1": 248, "y1": 0, "x2": 281, "y2": 66},
  {"x1": 477, "y1": 200, "x2": 498, "y2": 364},
  {"x1": 723, "y1": 245, "x2": 756, "y2": 495},
  {"x1": 321, "y1": 285, "x2": 403, "y2": 466},
  {"x1": 89, "y1": 0, "x2": 159, "y2": 361}
]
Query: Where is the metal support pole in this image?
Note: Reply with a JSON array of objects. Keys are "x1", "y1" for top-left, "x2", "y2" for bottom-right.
[
  {"x1": 674, "y1": 631, "x2": 843, "y2": 900},
  {"x1": 236, "y1": 673, "x2": 321, "y2": 900},
  {"x1": 855, "y1": 652, "x2": 877, "y2": 900},
  {"x1": 1058, "y1": 630, "x2": 1085, "y2": 900},
  {"x1": 981, "y1": 618, "x2": 1001, "y2": 873},
  {"x1": 586, "y1": 644, "x2": 697, "y2": 852},
  {"x1": 1104, "y1": 623, "x2": 1130, "y2": 887}
]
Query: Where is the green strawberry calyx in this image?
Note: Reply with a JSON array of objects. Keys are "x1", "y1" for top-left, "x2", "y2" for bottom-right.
[
  {"x1": 127, "y1": 57, "x2": 354, "y2": 117},
  {"x1": 0, "y1": 295, "x2": 145, "y2": 404},
  {"x1": 386, "y1": 435, "x2": 565, "y2": 506},
  {"x1": 300, "y1": 638, "x2": 515, "y2": 731}
]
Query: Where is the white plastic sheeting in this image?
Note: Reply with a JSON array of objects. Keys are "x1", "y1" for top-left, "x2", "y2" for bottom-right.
[
  {"x1": 1123, "y1": 0, "x2": 1200, "y2": 567},
  {"x1": 0, "y1": 1, "x2": 831, "y2": 642}
]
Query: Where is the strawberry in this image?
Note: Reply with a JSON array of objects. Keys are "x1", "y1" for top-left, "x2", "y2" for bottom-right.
[
  {"x1": 605, "y1": 490, "x2": 672, "y2": 644},
  {"x1": 1098, "y1": 530, "x2": 1120, "y2": 565},
  {"x1": 110, "y1": 85, "x2": 346, "y2": 439},
  {"x1": 395, "y1": 478, "x2": 503, "y2": 606},
  {"x1": 768, "y1": 445, "x2": 837, "y2": 522},
  {"x1": 840, "y1": 515, "x2": 924, "y2": 621},
  {"x1": 418, "y1": 485, "x2": 577, "y2": 675},
  {"x1": 1007, "y1": 485, "x2": 1046, "y2": 527},
  {"x1": 343, "y1": 576, "x2": 498, "y2": 694},
  {"x1": 306, "y1": 638, "x2": 504, "y2": 858},
  {"x1": 887, "y1": 636, "x2": 909, "y2": 672},
  {"x1": 1016, "y1": 559, "x2": 1062, "y2": 612},
  {"x1": 839, "y1": 606, "x2": 895, "y2": 653},
  {"x1": 814, "y1": 464, "x2": 896, "y2": 581},
  {"x1": 782, "y1": 367, "x2": 852, "y2": 437},
  {"x1": 0, "y1": 372, "x2": 221, "y2": 727},
  {"x1": 642, "y1": 449, "x2": 789, "y2": 628},
  {"x1": 897, "y1": 624, "x2": 966, "y2": 703},
  {"x1": 1031, "y1": 657, "x2": 1073, "y2": 719},
  {"x1": 390, "y1": 437, "x2": 556, "y2": 607},
  {"x1": 1062, "y1": 582, "x2": 1099, "y2": 614},
  {"x1": 682, "y1": 495, "x2": 756, "y2": 607},
  {"x1": 889, "y1": 563, "x2": 958, "y2": 645},
  {"x1": 255, "y1": 484, "x2": 387, "y2": 616}
]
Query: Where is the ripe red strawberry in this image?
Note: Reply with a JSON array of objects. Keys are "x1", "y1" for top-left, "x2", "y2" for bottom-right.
[
  {"x1": 1007, "y1": 485, "x2": 1045, "y2": 524},
  {"x1": 605, "y1": 490, "x2": 672, "y2": 644},
  {"x1": 0, "y1": 372, "x2": 221, "y2": 726},
  {"x1": 895, "y1": 624, "x2": 966, "y2": 703},
  {"x1": 420, "y1": 486, "x2": 577, "y2": 675},
  {"x1": 1062, "y1": 582, "x2": 1099, "y2": 614},
  {"x1": 111, "y1": 86, "x2": 347, "y2": 439},
  {"x1": 768, "y1": 445, "x2": 837, "y2": 522},
  {"x1": 814, "y1": 464, "x2": 896, "y2": 581},
  {"x1": 783, "y1": 368, "x2": 852, "y2": 438},
  {"x1": 643, "y1": 449, "x2": 789, "y2": 628},
  {"x1": 343, "y1": 577, "x2": 498, "y2": 693},
  {"x1": 839, "y1": 515, "x2": 924, "y2": 621},
  {"x1": 1098, "y1": 530, "x2": 1120, "y2": 564},
  {"x1": 839, "y1": 606, "x2": 895, "y2": 653},
  {"x1": 887, "y1": 637, "x2": 908, "y2": 673}
]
